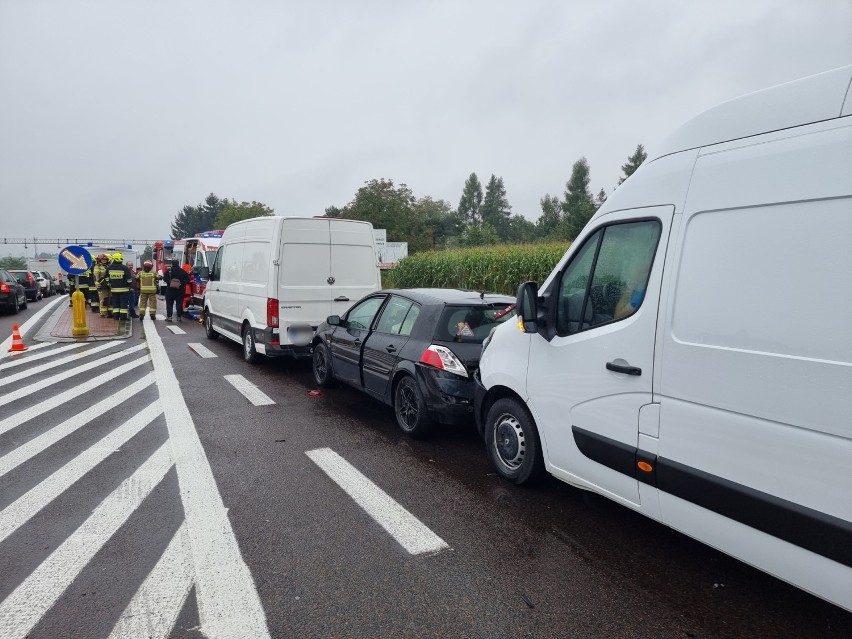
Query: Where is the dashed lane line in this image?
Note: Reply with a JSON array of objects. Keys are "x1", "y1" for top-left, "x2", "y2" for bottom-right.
[
  {"x1": 188, "y1": 343, "x2": 217, "y2": 358},
  {"x1": 0, "y1": 356, "x2": 151, "y2": 436},
  {"x1": 0, "y1": 342, "x2": 85, "y2": 370},
  {"x1": 223, "y1": 374, "x2": 274, "y2": 406},
  {"x1": 0, "y1": 443, "x2": 174, "y2": 639},
  {"x1": 0, "y1": 400, "x2": 163, "y2": 544},
  {"x1": 108, "y1": 522, "x2": 194, "y2": 639},
  {"x1": 166, "y1": 326, "x2": 186, "y2": 335},
  {"x1": 0, "y1": 342, "x2": 148, "y2": 407},
  {"x1": 305, "y1": 447, "x2": 450, "y2": 556},
  {"x1": 0, "y1": 341, "x2": 121, "y2": 384},
  {"x1": 142, "y1": 316, "x2": 270, "y2": 637}
]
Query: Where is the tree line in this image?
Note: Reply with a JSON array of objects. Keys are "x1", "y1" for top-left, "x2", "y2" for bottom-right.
[{"x1": 169, "y1": 144, "x2": 646, "y2": 253}]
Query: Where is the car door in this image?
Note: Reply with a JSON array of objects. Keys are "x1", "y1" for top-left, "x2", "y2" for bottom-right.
[
  {"x1": 527, "y1": 206, "x2": 674, "y2": 506},
  {"x1": 329, "y1": 295, "x2": 387, "y2": 387},
  {"x1": 362, "y1": 296, "x2": 419, "y2": 400}
]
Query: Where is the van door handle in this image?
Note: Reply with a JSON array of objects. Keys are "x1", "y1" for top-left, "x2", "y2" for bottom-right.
[
  {"x1": 334, "y1": 296, "x2": 349, "y2": 302},
  {"x1": 606, "y1": 360, "x2": 642, "y2": 376},
  {"x1": 386, "y1": 345, "x2": 397, "y2": 353}
]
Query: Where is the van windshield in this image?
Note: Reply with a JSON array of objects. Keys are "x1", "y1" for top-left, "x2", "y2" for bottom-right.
[{"x1": 433, "y1": 304, "x2": 516, "y2": 344}]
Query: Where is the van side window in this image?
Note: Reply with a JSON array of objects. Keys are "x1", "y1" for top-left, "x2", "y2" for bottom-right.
[
  {"x1": 555, "y1": 220, "x2": 661, "y2": 335},
  {"x1": 210, "y1": 247, "x2": 223, "y2": 281}
]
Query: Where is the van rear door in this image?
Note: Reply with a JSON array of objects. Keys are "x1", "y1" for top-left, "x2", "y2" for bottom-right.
[
  {"x1": 278, "y1": 218, "x2": 334, "y2": 328},
  {"x1": 329, "y1": 220, "x2": 381, "y2": 312}
]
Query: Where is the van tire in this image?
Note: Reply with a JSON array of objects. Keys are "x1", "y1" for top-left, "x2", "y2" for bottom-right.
[
  {"x1": 393, "y1": 375, "x2": 434, "y2": 438},
  {"x1": 485, "y1": 398, "x2": 545, "y2": 485},
  {"x1": 242, "y1": 324, "x2": 259, "y2": 364},
  {"x1": 204, "y1": 309, "x2": 219, "y2": 340},
  {"x1": 312, "y1": 342, "x2": 336, "y2": 387}
]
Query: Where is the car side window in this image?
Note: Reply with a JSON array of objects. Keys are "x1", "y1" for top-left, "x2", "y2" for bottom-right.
[
  {"x1": 375, "y1": 296, "x2": 415, "y2": 335},
  {"x1": 346, "y1": 296, "x2": 386, "y2": 331},
  {"x1": 398, "y1": 304, "x2": 420, "y2": 337},
  {"x1": 555, "y1": 219, "x2": 662, "y2": 335}
]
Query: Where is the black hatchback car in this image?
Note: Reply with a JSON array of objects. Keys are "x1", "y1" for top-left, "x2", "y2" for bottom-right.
[
  {"x1": 7, "y1": 270, "x2": 41, "y2": 302},
  {"x1": 0, "y1": 268, "x2": 27, "y2": 314},
  {"x1": 312, "y1": 288, "x2": 516, "y2": 437}
]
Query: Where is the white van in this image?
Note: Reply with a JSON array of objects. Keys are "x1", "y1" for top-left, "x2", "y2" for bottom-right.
[
  {"x1": 475, "y1": 65, "x2": 852, "y2": 611},
  {"x1": 202, "y1": 216, "x2": 381, "y2": 362}
]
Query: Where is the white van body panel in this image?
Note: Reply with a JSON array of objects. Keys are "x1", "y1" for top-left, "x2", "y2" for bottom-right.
[
  {"x1": 478, "y1": 65, "x2": 852, "y2": 612},
  {"x1": 205, "y1": 216, "x2": 380, "y2": 357}
]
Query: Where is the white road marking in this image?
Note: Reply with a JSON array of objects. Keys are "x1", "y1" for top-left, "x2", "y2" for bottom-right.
[
  {"x1": 108, "y1": 522, "x2": 194, "y2": 639},
  {"x1": 0, "y1": 374, "x2": 157, "y2": 476},
  {"x1": 223, "y1": 374, "x2": 274, "y2": 406},
  {"x1": 0, "y1": 401, "x2": 163, "y2": 543},
  {"x1": 0, "y1": 295, "x2": 66, "y2": 358},
  {"x1": 0, "y1": 342, "x2": 148, "y2": 407},
  {"x1": 305, "y1": 448, "x2": 450, "y2": 556},
  {"x1": 188, "y1": 342, "x2": 216, "y2": 358},
  {"x1": 167, "y1": 326, "x2": 186, "y2": 335},
  {"x1": 0, "y1": 356, "x2": 151, "y2": 436},
  {"x1": 0, "y1": 341, "x2": 121, "y2": 384},
  {"x1": 0, "y1": 443, "x2": 174, "y2": 639},
  {"x1": 142, "y1": 316, "x2": 270, "y2": 637},
  {"x1": 0, "y1": 342, "x2": 74, "y2": 369}
]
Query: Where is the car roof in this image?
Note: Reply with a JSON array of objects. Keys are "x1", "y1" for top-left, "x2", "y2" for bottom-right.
[{"x1": 380, "y1": 288, "x2": 515, "y2": 305}]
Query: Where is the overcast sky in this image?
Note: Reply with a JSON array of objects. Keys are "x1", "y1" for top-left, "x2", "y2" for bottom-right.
[{"x1": 1, "y1": 0, "x2": 850, "y2": 255}]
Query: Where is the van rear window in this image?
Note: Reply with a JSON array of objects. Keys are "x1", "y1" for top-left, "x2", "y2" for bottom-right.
[{"x1": 433, "y1": 304, "x2": 516, "y2": 344}]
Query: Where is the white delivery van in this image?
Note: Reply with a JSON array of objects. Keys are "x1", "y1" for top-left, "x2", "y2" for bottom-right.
[
  {"x1": 475, "y1": 65, "x2": 852, "y2": 611},
  {"x1": 202, "y1": 216, "x2": 381, "y2": 362}
]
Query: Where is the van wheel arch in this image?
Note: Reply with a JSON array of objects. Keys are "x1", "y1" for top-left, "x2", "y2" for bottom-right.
[
  {"x1": 483, "y1": 389, "x2": 546, "y2": 486},
  {"x1": 241, "y1": 321, "x2": 260, "y2": 364}
]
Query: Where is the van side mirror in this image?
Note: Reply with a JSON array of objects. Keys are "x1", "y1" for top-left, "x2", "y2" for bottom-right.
[
  {"x1": 516, "y1": 281, "x2": 541, "y2": 334},
  {"x1": 199, "y1": 266, "x2": 209, "y2": 279},
  {"x1": 327, "y1": 315, "x2": 341, "y2": 326}
]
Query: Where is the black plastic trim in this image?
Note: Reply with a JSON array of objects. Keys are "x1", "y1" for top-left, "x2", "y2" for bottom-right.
[{"x1": 571, "y1": 426, "x2": 852, "y2": 567}]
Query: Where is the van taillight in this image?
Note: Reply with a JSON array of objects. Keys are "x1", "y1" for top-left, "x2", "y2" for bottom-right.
[{"x1": 267, "y1": 298, "x2": 279, "y2": 327}]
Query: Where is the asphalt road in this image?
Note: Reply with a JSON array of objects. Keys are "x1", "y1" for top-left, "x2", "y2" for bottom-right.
[{"x1": 1, "y1": 300, "x2": 850, "y2": 638}]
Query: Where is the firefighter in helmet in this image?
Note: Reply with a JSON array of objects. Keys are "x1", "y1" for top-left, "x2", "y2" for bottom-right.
[
  {"x1": 106, "y1": 252, "x2": 134, "y2": 321},
  {"x1": 136, "y1": 260, "x2": 159, "y2": 320},
  {"x1": 93, "y1": 253, "x2": 111, "y2": 317}
]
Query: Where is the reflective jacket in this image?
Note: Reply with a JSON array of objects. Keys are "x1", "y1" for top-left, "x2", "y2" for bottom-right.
[
  {"x1": 106, "y1": 263, "x2": 133, "y2": 293},
  {"x1": 137, "y1": 270, "x2": 158, "y2": 293}
]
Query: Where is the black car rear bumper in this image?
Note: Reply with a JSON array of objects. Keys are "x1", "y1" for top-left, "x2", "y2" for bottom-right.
[{"x1": 415, "y1": 364, "x2": 475, "y2": 425}]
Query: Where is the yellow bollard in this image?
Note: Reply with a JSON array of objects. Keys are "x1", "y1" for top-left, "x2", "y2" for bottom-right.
[{"x1": 71, "y1": 289, "x2": 89, "y2": 336}]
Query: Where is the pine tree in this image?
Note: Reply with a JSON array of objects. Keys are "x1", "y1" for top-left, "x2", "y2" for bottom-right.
[
  {"x1": 618, "y1": 144, "x2": 647, "y2": 185},
  {"x1": 457, "y1": 173, "x2": 483, "y2": 225},
  {"x1": 481, "y1": 174, "x2": 512, "y2": 240},
  {"x1": 596, "y1": 188, "x2": 608, "y2": 208},
  {"x1": 562, "y1": 158, "x2": 596, "y2": 240}
]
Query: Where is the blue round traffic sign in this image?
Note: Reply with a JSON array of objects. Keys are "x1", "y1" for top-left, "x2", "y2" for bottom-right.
[{"x1": 58, "y1": 246, "x2": 93, "y2": 275}]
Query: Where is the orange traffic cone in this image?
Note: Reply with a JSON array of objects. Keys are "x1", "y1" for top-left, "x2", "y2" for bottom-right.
[{"x1": 9, "y1": 324, "x2": 26, "y2": 352}]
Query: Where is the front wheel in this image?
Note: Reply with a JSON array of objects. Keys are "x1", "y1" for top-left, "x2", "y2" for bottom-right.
[
  {"x1": 312, "y1": 342, "x2": 336, "y2": 387},
  {"x1": 204, "y1": 309, "x2": 219, "y2": 340},
  {"x1": 242, "y1": 324, "x2": 260, "y2": 364},
  {"x1": 485, "y1": 398, "x2": 545, "y2": 485},
  {"x1": 393, "y1": 375, "x2": 434, "y2": 438}
]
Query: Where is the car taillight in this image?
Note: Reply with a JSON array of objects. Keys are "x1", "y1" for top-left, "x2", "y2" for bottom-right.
[
  {"x1": 267, "y1": 298, "x2": 279, "y2": 327},
  {"x1": 419, "y1": 345, "x2": 468, "y2": 378},
  {"x1": 0, "y1": 283, "x2": 9, "y2": 293}
]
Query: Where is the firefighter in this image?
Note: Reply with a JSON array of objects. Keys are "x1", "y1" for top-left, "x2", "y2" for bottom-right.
[
  {"x1": 106, "y1": 252, "x2": 134, "y2": 321},
  {"x1": 77, "y1": 264, "x2": 94, "y2": 312},
  {"x1": 136, "y1": 260, "x2": 159, "y2": 320},
  {"x1": 93, "y1": 254, "x2": 111, "y2": 317}
]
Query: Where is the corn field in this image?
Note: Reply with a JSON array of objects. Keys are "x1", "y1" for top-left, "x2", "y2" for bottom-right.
[{"x1": 385, "y1": 242, "x2": 570, "y2": 295}]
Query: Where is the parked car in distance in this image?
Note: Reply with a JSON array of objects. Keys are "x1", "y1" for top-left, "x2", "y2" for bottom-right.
[
  {"x1": 36, "y1": 270, "x2": 57, "y2": 296},
  {"x1": 32, "y1": 271, "x2": 52, "y2": 297},
  {"x1": 0, "y1": 268, "x2": 27, "y2": 314},
  {"x1": 312, "y1": 288, "x2": 516, "y2": 437},
  {"x1": 8, "y1": 270, "x2": 42, "y2": 302}
]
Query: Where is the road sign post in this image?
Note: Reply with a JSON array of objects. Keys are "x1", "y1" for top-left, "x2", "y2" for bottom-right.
[{"x1": 59, "y1": 246, "x2": 94, "y2": 337}]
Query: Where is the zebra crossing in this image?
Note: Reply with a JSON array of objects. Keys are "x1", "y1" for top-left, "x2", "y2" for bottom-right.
[{"x1": 0, "y1": 321, "x2": 270, "y2": 638}]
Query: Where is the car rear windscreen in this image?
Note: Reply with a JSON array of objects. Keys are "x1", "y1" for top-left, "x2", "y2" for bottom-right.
[{"x1": 434, "y1": 304, "x2": 516, "y2": 344}]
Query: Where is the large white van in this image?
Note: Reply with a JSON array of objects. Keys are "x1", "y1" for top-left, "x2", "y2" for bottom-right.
[
  {"x1": 475, "y1": 65, "x2": 852, "y2": 611},
  {"x1": 202, "y1": 216, "x2": 381, "y2": 362}
]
